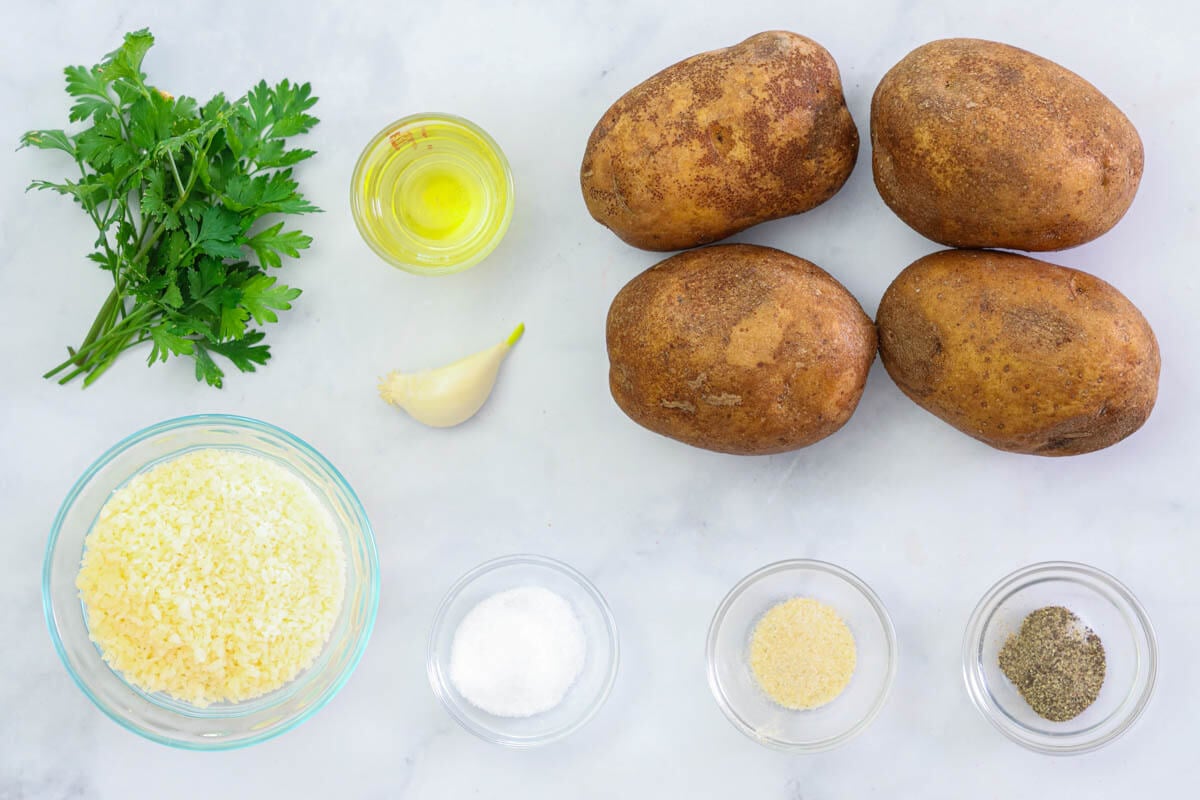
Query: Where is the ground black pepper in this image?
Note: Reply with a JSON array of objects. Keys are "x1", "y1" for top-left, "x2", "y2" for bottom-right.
[{"x1": 998, "y1": 605, "x2": 1106, "y2": 722}]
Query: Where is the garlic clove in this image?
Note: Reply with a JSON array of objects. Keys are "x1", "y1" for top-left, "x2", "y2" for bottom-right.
[{"x1": 378, "y1": 323, "x2": 524, "y2": 428}]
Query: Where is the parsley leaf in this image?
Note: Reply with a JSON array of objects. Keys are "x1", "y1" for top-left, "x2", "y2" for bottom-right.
[
  {"x1": 190, "y1": 342, "x2": 225, "y2": 387},
  {"x1": 26, "y1": 29, "x2": 320, "y2": 388},
  {"x1": 100, "y1": 29, "x2": 155, "y2": 82},
  {"x1": 147, "y1": 324, "x2": 195, "y2": 363},
  {"x1": 238, "y1": 273, "x2": 301, "y2": 324},
  {"x1": 63, "y1": 65, "x2": 112, "y2": 122},
  {"x1": 207, "y1": 330, "x2": 270, "y2": 373},
  {"x1": 246, "y1": 221, "x2": 312, "y2": 268},
  {"x1": 19, "y1": 129, "x2": 76, "y2": 156},
  {"x1": 187, "y1": 205, "x2": 245, "y2": 259}
]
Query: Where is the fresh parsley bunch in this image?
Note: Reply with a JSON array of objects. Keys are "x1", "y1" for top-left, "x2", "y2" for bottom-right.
[{"x1": 21, "y1": 29, "x2": 320, "y2": 387}]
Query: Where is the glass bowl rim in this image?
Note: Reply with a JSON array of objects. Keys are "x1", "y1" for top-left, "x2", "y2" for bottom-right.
[
  {"x1": 960, "y1": 559, "x2": 1158, "y2": 756},
  {"x1": 705, "y1": 558, "x2": 898, "y2": 753},
  {"x1": 349, "y1": 111, "x2": 515, "y2": 276},
  {"x1": 42, "y1": 412, "x2": 381, "y2": 751},
  {"x1": 426, "y1": 553, "x2": 620, "y2": 748}
]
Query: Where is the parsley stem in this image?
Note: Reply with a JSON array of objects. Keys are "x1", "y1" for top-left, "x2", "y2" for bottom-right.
[
  {"x1": 131, "y1": 221, "x2": 161, "y2": 265},
  {"x1": 44, "y1": 305, "x2": 155, "y2": 380},
  {"x1": 54, "y1": 365, "x2": 87, "y2": 385},
  {"x1": 128, "y1": 132, "x2": 218, "y2": 265},
  {"x1": 80, "y1": 328, "x2": 141, "y2": 387},
  {"x1": 75, "y1": 286, "x2": 122, "y2": 358},
  {"x1": 167, "y1": 151, "x2": 186, "y2": 196}
]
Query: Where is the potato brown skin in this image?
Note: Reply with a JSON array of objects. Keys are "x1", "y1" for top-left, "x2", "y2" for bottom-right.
[
  {"x1": 606, "y1": 244, "x2": 877, "y2": 455},
  {"x1": 877, "y1": 250, "x2": 1159, "y2": 456},
  {"x1": 581, "y1": 31, "x2": 858, "y2": 251},
  {"x1": 871, "y1": 38, "x2": 1143, "y2": 251}
]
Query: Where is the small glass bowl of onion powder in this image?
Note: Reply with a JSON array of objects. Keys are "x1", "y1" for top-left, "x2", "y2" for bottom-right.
[
  {"x1": 427, "y1": 555, "x2": 619, "y2": 747},
  {"x1": 962, "y1": 561, "x2": 1157, "y2": 755},
  {"x1": 706, "y1": 559, "x2": 897, "y2": 752}
]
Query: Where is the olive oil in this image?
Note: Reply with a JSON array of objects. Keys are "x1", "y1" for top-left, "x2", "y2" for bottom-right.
[
  {"x1": 351, "y1": 115, "x2": 513, "y2": 274},
  {"x1": 399, "y1": 163, "x2": 476, "y2": 239}
]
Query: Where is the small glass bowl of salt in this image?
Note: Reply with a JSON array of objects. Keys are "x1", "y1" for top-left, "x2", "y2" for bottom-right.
[{"x1": 427, "y1": 554, "x2": 619, "y2": 747}]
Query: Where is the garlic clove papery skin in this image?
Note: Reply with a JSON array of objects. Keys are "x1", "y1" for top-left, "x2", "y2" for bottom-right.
[{"x1": 378, "y1": 323, "x2": 523, "y2": 428}]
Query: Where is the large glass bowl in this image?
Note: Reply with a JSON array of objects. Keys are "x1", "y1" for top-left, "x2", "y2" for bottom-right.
[
  {"x1": 962, "y1": 561, "x2": 1157, "y2": 755},
  {"x1": 706, "y1": 559, "x2": 897, "y2": 752},
  {"x1": 43, "y1": 414, "x2": 380, "y2": 750}
]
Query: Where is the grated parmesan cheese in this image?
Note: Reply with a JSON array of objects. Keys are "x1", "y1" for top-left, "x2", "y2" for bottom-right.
[{"x1": 76, "y1": 448, "x2": 345, "y2": 706}]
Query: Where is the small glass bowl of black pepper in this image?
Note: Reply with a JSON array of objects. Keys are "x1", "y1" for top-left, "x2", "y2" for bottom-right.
[{"x1": 962, "y1": 561, "x2": 1157, "y2": 755}]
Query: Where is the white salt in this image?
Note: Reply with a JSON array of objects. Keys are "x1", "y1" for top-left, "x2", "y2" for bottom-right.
[{"x1": 449, "y1": 586, "x2": 587, "y2": 718}]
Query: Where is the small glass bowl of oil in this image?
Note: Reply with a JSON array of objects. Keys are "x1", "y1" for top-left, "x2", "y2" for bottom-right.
[{"x1": 351, "y1": 113, "x2": 514, "y2": 275}]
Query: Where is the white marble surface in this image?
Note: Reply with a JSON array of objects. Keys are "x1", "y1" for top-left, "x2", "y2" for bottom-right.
[{"x1": 2, "y1": 1, "x2": 1197, "y2": 796}]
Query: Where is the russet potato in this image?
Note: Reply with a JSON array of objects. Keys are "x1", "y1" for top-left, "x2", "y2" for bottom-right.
[
  {"x1": 876, "y1": 249, "x2": 1159, "y2": 455},
  {"x1": 582, "y1": 31, "x2": 858, "y2": 251},
  {"x1": 606, "y1": 244, "x2": 876, "y2": 455},
  {"x1": 871, "y1": 38, "x2": 1143, "y2": 251}
]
